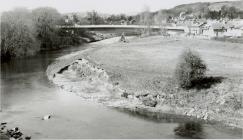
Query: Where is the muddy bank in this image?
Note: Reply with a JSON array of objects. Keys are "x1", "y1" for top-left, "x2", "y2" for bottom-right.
[{"x1": 46, "y1": 36, "x2": 243, "y2": 130}]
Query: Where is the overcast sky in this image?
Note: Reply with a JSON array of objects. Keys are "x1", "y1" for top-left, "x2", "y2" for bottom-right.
[{"x1": 0, "y1": 0, "x2": 239, "y2": 14}]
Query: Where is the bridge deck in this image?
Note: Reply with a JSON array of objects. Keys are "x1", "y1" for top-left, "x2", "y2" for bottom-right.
[{"x1": 58, "y1": 25, "x2": 186, "y2": 31}]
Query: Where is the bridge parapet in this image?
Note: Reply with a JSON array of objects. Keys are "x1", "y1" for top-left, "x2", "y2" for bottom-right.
[
  {"x1": 57, "y1": 24, "x2": 186, "y2": 31},
  {"x1": 57, "y1": 24, "x2": 161, "y2": 29}
]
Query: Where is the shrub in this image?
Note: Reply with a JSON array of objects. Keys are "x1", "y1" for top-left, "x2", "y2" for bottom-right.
[
  {"x1": 175, "y1": 49, "x2": 207, "y2": 89},
  {"x1": 32, "y1": 7, "x2": 62, "y2": 50}
]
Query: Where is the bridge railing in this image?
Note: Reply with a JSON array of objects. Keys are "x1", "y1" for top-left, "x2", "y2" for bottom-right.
[
  {"x1": 57, "y1": 24, "x2": 161, "y2": 29},
  {"x1": 57, "y1": 24, "x2": 187, "y2": 31}
]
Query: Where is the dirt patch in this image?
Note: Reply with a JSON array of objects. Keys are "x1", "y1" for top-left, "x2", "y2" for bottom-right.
[{"x1": 51, "y1": 59, "x2": 122, "y2": 102}]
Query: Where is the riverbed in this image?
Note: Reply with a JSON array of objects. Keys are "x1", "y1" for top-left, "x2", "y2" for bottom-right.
[{"x1": 0, "y1": 39, "x2": 242, "y2": 139}]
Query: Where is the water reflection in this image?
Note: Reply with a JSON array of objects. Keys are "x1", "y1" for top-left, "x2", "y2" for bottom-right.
[
  {"x1": 112, "y1": 107, "x2": 203, "y2": 124},
  {"x1": 174, "y1": 121, "x2": 204, "y2": 139},
  {"x1": 113, "y1": 108, "x2": 208, "y2": 139},
  {"x1": 1, "y1": 45, "x2": 88, "y2": 77}
]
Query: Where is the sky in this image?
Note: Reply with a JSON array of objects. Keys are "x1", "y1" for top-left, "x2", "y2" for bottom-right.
[{"x1": 0, "y1": 0, "x2": 239, "y2": 15}]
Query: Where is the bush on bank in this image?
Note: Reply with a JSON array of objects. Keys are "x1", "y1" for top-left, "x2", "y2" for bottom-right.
[{"x1": 175, "y1": 49, "x2": 207, "y2": 89}]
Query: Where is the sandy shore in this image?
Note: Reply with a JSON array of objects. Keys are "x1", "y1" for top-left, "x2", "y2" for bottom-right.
[{"x1": 47, "y1": 36, "x2": 243, "y2": 129}]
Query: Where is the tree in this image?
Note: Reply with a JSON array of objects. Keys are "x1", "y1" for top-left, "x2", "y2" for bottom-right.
[
  {"x1": 1, "y1": 8, "x2": 39, "y2": 61},
  {"x1": 228, "y1": 6, "x2": 238, "y2": 19},
  {"x1": 186, "y1": 7, "x2": 193, "y2": 14},
  {"x1": 154, "y1": 10, "x2": 167, "y2": 26},
  {"x1": 204, "y1": 5, "x2": 241, "y2": 19},
  {"x1": 119, "y1": 14, "x2": 127, "y2": 21},
  {"x1": 32, "y1": 7, "x2": 62, "y2": 49},
  {"x1": 207, "y1": 10, "x2": 221, "y2": 19},
  {"x1": 72, "y1": 14, "x2": 79, "y2": 23},
  {"x1": 78, "y1": 17, "x2": 90, "y2": 25},
  {"x1": 202, "y1": 7, "x2": 210, "y2": 19},
  {"x1": 140, "y1": 6, "x2": 153, "y2": 35},
  {"x1": 86, "y1": 10, "x2": 105, "y2": 25},
  {"x1": 127, "y1": 16, "x2": 134, "y2": 21},
  {"x1": 221, "y1": 5, "x2": 228, "y2": 18}
]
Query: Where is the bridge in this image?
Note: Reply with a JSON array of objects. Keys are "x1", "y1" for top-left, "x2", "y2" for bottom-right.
[
  {"x1": 58, "y1": 24, "x2": 161, "y2": 29},
  {"x1": 58, "y1": 24, "x2": 185, "y2": 30},
  {"x1": 58, "y1": 24, "x2": 186, "y2": 36}
]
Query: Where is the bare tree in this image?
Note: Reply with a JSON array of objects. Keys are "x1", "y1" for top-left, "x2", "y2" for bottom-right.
[
  {"x1": 140, "y1": 6, "x2": 152, "y2": 35},
  {"x1": 155, "y1": 10, "x2": 168, "y2": 35},
  {"x1": 86, "y1": 10, "x2": 105, "y2": 25}
]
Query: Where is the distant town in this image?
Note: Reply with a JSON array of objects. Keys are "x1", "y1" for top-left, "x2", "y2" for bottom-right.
[{"x1": 62, "y1": 1, "x2": 243, "y2": 39}]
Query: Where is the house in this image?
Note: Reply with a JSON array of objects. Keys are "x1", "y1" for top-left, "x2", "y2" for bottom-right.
[
  {"x1": 64, "y1": 14, "x2": 74, "y2": 24},
  {"x1": 201, "y1": 22, "x2": 226, "y2": 37},
  {"x1": 181, "y1": 22, "x2": 206, "y2": 35},
  {"x1": 241, "y1": 26, "x2": 243, "y2": 36},
  {"x1": 226, "y1": 19, "x2": 243, "y2": 37},
  {"x1": 212, "y1": 23, "x2": 227, "y2": 37},
  {"x1": 224, "y1": 23, "x2": 242, "y2": 37},
  {"x1": 188, "y1": 23, "x2": 206, "y2": 35}
]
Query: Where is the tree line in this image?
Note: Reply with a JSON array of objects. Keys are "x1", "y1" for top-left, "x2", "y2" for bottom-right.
[
  {"x1": 66, "y1": 5, "x2": 243, "y2": 27},
  {"x1": 204, "y1": 6, "x2": 243, "y2": 19},
  {"x1": 63, "y1": 11, "x2": 138, "y2": 25},
  {"x1": 1, "y1": 7, "x2": 82, "y2": 62}
]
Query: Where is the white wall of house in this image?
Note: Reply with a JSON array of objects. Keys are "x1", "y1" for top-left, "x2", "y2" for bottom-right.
[
  {"x1": 202, "y1": 28, "x2": 215, "y2": 37},
  {"x1": 184, "y1": 26, "x2": 189, "y2": 33},
  {"x1": 190, "y1": 27, "x2": 201, "y2": 34},
  {"x1": 217, "y1": 30, "x2": 225, "y2": 37},
  {"x1": 202, "y1": 27, "x2": 242, "y2": 37},
  {"x1": 224, "y1": 28, "x2": 242, "y2": 37}
]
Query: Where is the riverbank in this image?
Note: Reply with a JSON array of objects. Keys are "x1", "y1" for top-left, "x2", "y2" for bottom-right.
[{"x1": 47, "y1": 36, "x2": 243, "y2": 130}]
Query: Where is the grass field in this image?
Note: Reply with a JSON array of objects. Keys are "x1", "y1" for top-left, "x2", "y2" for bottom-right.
[
  {"x1": 86, "y1": 36, "x2": 243, "y2": 128},
  {"x1": 88, "y1": 36, "x2": 243, "y2": 92},
  {"x1": 49, "y1": 36, "x2": 243, "y2": 128}
]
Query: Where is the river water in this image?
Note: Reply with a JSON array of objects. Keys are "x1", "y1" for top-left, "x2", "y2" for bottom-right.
[{"x1": 0, "y1": 44, "x2": 242, "y2": 139}]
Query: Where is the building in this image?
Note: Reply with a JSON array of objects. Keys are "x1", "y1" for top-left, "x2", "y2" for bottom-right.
[
  {"x1": 188, "y1": 23, "x2": 206, "y2": 35},
  {"x1": 224, "y1": 23, "x2": 242, "y2": 37},
  {"x1": 201, "y1": 22, "x2": 226, "y2": 37}
]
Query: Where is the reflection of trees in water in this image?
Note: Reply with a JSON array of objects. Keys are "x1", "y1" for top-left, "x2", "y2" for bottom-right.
[
  {"x1": 174, "y1": 121, "x2": 204, "y2": 139},
  {"x1": 113, "y1": 107, "x2": 206, "y2": 125},
  {"x1": 113, "y1": 107, "x2": 192, "y2": 123}
]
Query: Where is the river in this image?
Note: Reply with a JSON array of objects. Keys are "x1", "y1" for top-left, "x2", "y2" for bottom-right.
[{"x1": 0, "y1": 43, "x2": 242, "y2": 139}]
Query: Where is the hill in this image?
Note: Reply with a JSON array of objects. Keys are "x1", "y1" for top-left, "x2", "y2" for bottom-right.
[
  {"x1": 152, "y1": 0, "x2": 243, "y2": 18},
  {"x1": 171, "y1": 0, "x2": 243, "y2": 12},
  {"x1": 209, "y1": 1, "x2": 243, "y2": 11}
]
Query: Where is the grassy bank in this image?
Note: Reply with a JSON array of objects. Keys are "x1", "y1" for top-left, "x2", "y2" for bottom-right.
[{"x1": 47, "y1": 36, "x2": 243, "y2": 129}]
